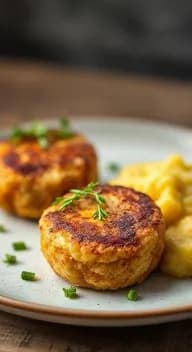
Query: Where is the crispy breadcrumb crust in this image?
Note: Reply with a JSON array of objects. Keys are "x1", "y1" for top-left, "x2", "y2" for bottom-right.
[
  {"x1": 40, "y1": 185, "x2": 165, "y2": 290},
  {"x1": 0, "y1": 133, "x2": 97, "y2": 218}
]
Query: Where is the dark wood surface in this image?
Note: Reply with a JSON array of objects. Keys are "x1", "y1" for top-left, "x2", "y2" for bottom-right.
[
  {"x1": 0, "y1": 59, "x2": 192, "y2": 127},
  {"x1": 1, "y1": 310, "x2": 192, "y2": 352},
  {"x1": 0, "y1": 59, "x2": 192, "y2": 352}
]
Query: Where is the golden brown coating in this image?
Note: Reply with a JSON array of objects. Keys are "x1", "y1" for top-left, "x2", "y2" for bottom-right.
[
  {"x1": 0, "y1": 133, "x2": 97, "y2": 219},
  {"x1": 39, "y1": 185, "x2": 165, "y2": 290}
]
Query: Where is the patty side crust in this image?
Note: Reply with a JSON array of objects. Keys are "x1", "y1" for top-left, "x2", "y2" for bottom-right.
[
  {"x1": 0, "y1": 133, "x2": 97, "y2": 218},
  {"x1": 40, "y1": 185, "x2": 165, "y2": 290}
]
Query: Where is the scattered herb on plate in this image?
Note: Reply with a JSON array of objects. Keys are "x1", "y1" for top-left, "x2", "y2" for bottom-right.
[
  {"x1": 3, "y1": 254, "x2": 17, "y2": 265},
  {"x1": 13, "y1": 241, "x2": 27, "y2": 251},
  {"x1": 63, "y1": 286, "x2": 78, "y2": 299},
  {"x1": 21, "y1": 271, "x2": 36, "y2": 281},
  {"x1": 0, "y1": 224, "x2": 6, "y2": 233},
  {"x1": 107, "y1": 162, "x2": 120, "y2": 173},
  {"x1": 127, "y1": 288, "x2": 138, "y2": 301}
]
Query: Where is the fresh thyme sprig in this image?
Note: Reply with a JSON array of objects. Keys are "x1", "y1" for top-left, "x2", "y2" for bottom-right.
[
  {"x1": 10, "y1": 118, "x2": 74, "y2": 149},
  {"x1": 53, "y1": 182, "x2": 108, "y2": 221},
  {"x1": 93, "y1": 204, "x2": 108, "y2": 221}
]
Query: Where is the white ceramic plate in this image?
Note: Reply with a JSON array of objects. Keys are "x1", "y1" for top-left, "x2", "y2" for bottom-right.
[{"x1": 0, "y1": 117, "x2": 192, "y2": 327}]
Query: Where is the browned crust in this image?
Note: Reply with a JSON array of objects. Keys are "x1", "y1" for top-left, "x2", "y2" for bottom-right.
[
  {"x1": 45, "y1": 185, "x2": 164, "y2": 248},
  {"x1": 0, "y1": 133, "x2": 97, "y2": 178}
]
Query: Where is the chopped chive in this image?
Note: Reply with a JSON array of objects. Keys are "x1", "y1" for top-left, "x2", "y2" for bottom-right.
[
  {"x1": 13, "y1": 241, "x2": 27, "y2": 251},
  {"x1": 107, "y1": 162, "x2": 120, "y2": 173},
  {"x1": 3, "y1": 254, "x2": 17, "y2": 265},
  {"x1": 0, "y1": 224, "x2": 6, "y2": 233},
  {"x1": 21, "y1": 271, "x2": 36, "y2": 281},
  {"x1": 127, "y1": 288, "x2": 138, "y2": 301},
  {"x1": 63, "y1": 286, "x2": 78, "y2": 299}
]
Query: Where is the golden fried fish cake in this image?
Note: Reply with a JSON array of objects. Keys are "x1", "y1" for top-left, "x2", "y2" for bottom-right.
[
  {"x1": 39, "y1": 185, "x2": 165, "y2": 290},
  {"x1": 0, "y1": 133, "x2": 97, "y2": 219}
]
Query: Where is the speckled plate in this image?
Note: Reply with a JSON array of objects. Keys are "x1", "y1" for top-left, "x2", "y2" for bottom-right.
[{"x1": 0, "y1": 117, "x2": 192, "y2": 326}]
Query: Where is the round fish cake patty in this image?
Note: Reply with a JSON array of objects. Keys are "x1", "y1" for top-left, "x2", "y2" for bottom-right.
[
  {"x1": 39, "y1": 185, "x2": 165, "y2": 290},
  {"x1": 0, "y1": 133, "x2": 97, "y2": 219}
]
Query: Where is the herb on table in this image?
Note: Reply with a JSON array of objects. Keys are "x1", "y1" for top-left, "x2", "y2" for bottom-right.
[
  {"x1": 13, "y1": 241, "x2": 27, "y2": 251},
  {"x1": 21, "y1": 271, "x2": 36, "y2": 281},
  {"x1": 0, "y1": 224, "x2": 6, "y2": 233},
  {"x1": 127, "y1": 288, "x2": 138, "y2": 301},
  {"x1": 53, "y1": 182, "x2": 108, "y2": 221},
  {"x1": 3, "y1": 254, "x2": 17, "y2": 265},
  {"x1": 63, "y1": 286, "x2": 78, "y2": 299},
  {"x1": 107, "y1": 162, "x2": 120, "y2": 173}
]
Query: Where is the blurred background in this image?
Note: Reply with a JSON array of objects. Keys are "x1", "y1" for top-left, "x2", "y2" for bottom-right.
[
  {"x1": 0, "y1": 0, "x2": 192, "y2": 125},
  {"x1": 2, "y1": 0, "x2": 192, "y2": 79}
]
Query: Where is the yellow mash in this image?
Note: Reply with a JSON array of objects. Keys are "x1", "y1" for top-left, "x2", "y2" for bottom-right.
[{"x1": 110, "y1": 154, "x2": 192, "y2": 277}]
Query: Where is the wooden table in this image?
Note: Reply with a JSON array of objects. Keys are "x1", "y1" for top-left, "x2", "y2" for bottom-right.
[
  {"x1": 0, "y1": 59, "x2": 192, "y2": 127},
  {"x1": 1, "y1": 59, "x2": 192, "y2": 352}
]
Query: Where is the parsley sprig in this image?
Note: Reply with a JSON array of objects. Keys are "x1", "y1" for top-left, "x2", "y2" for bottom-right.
[
  {"x1": 53, "y1": 182, "x2": 108, "y2": 221},
  {"x1": 10, "y1": 118, "x2": 74, "y2": 149}
]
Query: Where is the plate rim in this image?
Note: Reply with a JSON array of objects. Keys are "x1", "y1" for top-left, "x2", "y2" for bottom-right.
[
  {"x1": 1, "y1": 116, "x2": 192, "y2": 322},
  {"x1": 0, "y1": 295, "x2": 192, "y2": 320}
]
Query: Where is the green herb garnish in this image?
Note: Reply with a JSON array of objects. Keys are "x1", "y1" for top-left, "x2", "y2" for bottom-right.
[
  {"x1": 127, "y1": 288, "x2": 138, "y2": 301},
  {"x1": 21, "y1": 271, "x2": 36, "y2": 281},
  {"x1": 13, "y1": 241, "x2": 27, "y2": 251},
  {"x1": 11, "y1": 122, "x2": 48, "y2": 149},
  {"x1": 0, "y1": 224, "x2": 6, "y2": 233},
  {"x1": 53, "y1": 182, "x2": 108, "y2": 221},
  {"x1": 30, "y1": 122, "x2": 47, "y2": 137},
  {"x1": 63, "y1": 286, "x2": 78, "y2": 299},
  {"x1": 38, "y1": 136, "x2": 49, "y2": 149},
  {"x1": 107, "y1": 162, "x2": 120, "y2": 173},
  {"x1": 3, "y1": 254, "x2": 17, "y2": 265},
  {"x1": 93, "y1": 204, "x2": 108, "y2": 221},
  {"x1": 10, "y1": 118, "x2": 74, "y2": 148},
  {"x1": 11, "y1": 127, "x2": 24, "y2": 141},
  {"x1": 58, "y1": 118, "x2": 74, "y2": 138}
]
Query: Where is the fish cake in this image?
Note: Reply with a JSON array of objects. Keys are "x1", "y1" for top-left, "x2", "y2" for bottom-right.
[
  {"x1": 39, "y1": 185, "x2": 165, "y2": 290},
  {"x1": 0, "y1": 130, "x2": 97, "y2": 219}
]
